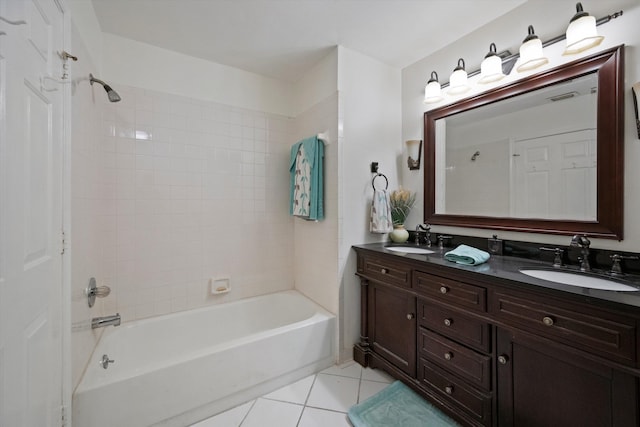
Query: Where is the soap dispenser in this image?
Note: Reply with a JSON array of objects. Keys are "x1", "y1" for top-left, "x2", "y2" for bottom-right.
[{"x1": 488, "y1": 234, "x2": 503, "y2": 255}]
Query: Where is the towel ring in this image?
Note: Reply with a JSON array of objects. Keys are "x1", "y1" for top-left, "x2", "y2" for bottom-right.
[{"x1": 372, "y1": 173, "x2": 389, "y2": 191}]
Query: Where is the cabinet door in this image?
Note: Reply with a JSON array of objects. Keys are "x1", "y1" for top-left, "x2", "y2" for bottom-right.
[
  {"x1": 496, "y1": 328, "x2": 638, "y2": 427},
  {"x1": 369, "y1": 283, "x2": 416, "y2": 376}
]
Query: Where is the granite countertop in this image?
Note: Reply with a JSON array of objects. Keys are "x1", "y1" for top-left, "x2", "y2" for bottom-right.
[{"x1": 353, "y1": 242, "x2": 640, "y2": 310}]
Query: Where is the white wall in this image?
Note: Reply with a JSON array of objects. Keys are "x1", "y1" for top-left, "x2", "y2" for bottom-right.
[
  {"x1": 337, "y1": 46, "x2": 402, "y2": 361},
  {"x1": 103, "y1": 34, "x2": 293, "y2": 117},
  {"x1": 95, "y1": 86, "x2": 294, "y2": 322},
  {"x1": 402, "y1": 0, "x2": 640, "y2": 251},
  {"x1": 69, "y1": 21, "x2": 109, "y2": 390}
]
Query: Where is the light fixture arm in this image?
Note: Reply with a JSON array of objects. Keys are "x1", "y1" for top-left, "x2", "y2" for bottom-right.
[{"x1": 440, "y1": 8, "x2": 623, "y2": 89}]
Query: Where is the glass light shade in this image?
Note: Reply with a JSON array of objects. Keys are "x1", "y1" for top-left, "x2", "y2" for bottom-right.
[
  {"x1": 406, "y1": 139, "x2": 422, "y2": 170},
  {"x1": 479, "y1": 44, "x2": 505, "y2": 84},
  {"x1": 517, "y1": 36, "x2": 548, "y2": 72},
  {"x1": 564, "y1": 15, "x2": 604, "y2": 55},
  {"x1": 424, "y1": 80, "x2": 443, "y2": 103},
  {"x1": 448, "y1": 59, "x2": 469, "y2": 95},
  {"x1": 406, "y1": 140, "x2": 420, "y2": 160}
]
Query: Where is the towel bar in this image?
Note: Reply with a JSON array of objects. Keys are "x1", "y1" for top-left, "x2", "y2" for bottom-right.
[{"x1": 372, "y1": 173, "x2": 388, "y2": 191}]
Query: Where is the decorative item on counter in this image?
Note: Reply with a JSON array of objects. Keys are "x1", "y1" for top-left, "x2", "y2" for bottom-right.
[
  {"x1": 389, "y1": 188, "x2": 416, "y2": 243},
  {"x1": 487, "y1": 234, "x2": 503, "y2": 255}
]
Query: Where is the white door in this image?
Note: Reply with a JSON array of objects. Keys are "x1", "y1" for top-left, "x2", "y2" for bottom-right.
[
  {"x1": 511, "y1": 129, "x2": 596, "y2": 221},
  {"x1": 0, "y1": 0, "x2": 65, "y2": 426}
]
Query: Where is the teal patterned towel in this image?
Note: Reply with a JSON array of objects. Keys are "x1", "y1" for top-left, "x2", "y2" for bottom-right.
[
  {"x1": 444, "y1": 244, "x2": 490, "y2": 265},
  {"x1": 348, "y1": 381, "x2": 460, "y2": 427}
]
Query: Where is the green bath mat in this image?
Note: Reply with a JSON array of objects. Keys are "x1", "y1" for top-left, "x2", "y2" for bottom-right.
[{"x1": 348, "y1": 381, "x2": 461, "y2": 427}]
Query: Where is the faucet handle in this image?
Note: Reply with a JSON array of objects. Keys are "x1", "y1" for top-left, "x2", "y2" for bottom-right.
[
  {"x1": 609, "y1": 254, "x2": 639, "y2": 275},
  {"x1": 540, "y1": 247, "x2": 564, "y2": 268}
]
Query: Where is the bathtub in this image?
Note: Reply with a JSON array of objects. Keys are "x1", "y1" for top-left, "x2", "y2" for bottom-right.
[{"x1": 73, "y1": 290, "x2": 335, "y2": 427}]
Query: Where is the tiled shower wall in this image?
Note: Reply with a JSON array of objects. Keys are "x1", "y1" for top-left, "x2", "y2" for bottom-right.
[
  {"x1": 98, "y1": 86, "x2": 294, "y2": 322},
  {"x1": 292, "y1": 92, "x2": 339, "y2": 315},
  {"x1": 70, "y1": 23, "x2": 110, "y2": 388}
]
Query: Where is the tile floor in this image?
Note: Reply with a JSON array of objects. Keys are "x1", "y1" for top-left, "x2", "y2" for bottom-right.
[{"x1": 191, "y1": 361, "x2": 394, "y2": 427}]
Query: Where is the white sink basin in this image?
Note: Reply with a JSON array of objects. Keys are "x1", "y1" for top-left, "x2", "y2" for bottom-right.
[
  {"x1": 385, "y1": 246, "x2": 435, "y2": 254},
  {"x1": 519, "y1": 269, "x2": 639, "y2": 292}
]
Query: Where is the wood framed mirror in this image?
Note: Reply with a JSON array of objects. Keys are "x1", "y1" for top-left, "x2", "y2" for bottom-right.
[{"x1": 424, "y1": 45, "x2": 624, "y2": 240}]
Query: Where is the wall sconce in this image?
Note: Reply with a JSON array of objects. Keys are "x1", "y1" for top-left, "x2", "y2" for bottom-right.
[
  {"x1": 479, "y1": 43, "x2": 505, "y2": 84},
  {"x1": 517, "y1": 25, "x2": 549, "y2": 72},
  {"x1": 448, "y1": 58, "x2": 470, "y2": 95},
  {"x1": 424, "y1": 71, "x2": 443, "y2": 104},
  {"x1": 406, "y1": 140, "x2": 422, "y2": 170},
  {"x1": 564, "y1": 2, "x2": 604, "y2": 55}
]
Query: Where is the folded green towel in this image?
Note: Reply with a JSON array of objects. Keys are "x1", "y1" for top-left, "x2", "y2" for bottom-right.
[{"x1": 445, "y1": 244, "x2": 490, "y2": 265}]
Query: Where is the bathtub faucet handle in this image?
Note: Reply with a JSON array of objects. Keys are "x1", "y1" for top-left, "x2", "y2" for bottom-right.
[{"x1": 86, "y1": 277, "x2": 112, "y2": 307}]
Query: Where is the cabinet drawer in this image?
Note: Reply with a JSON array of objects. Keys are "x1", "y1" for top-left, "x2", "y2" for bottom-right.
[
  {"x1": 415, "y1": 271, "x2": 487, "y2": 312},
  {"x1": 419, "y1": 300, "x2": 491, "y2": 353},
  {"x1": 491, "y1": 289, "x2": 637, "y2": 365},
  {"x1": 362, "y1": 255, "x2": 411, "y2": 288},
  {"x1": 419, "y1": 359, "x2": 492, "y2": 426},
  {"x1": 419, "y1": 327, "x2": 491, "y2": 391}
]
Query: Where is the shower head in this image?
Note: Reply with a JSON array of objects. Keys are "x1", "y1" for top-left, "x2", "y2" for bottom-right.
[{"x1": 89, "y1": 73, "x2": 121, "y2": 102}]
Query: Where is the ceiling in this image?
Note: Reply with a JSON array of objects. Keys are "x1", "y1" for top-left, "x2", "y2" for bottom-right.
[{"x1": 91, "y1": 0, "x2": 529, "y2": 82}]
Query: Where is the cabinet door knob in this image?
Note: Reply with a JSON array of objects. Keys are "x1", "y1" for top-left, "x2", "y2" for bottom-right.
[
  {"x1": 444, "y1": 386, "x2": 454, "y2": 395},
  {"x1": 380, "y1": 268, "x2": 388, "y2": 274},
  {"x1": 444, "y1": 352, "x2": 453, "y2": 360},
  {"x1": 406, "y1": 313, "x2": 415, "y2": 320},
  {"x1": 443, "y1": 318, "x2": 452, "y2": 327},
  {"x1": 440, "y1": 286, "x2": 448, "y2": 294},
  {"x1": 498, "y1": 355, "x2": 509, "y2": 365},
  {"x1": 542, "y1": 316, "x2": 554, "y2": 326}
]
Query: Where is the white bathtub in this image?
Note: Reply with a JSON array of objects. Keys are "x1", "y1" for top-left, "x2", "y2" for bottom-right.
[{"x1": 73, "y1": 290, "x2": 335, "y2": 427}]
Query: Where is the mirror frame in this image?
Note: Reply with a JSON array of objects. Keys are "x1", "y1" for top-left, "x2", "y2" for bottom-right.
[{"x1": 424, "y1": 45, "x2": 624, "y2": 240}]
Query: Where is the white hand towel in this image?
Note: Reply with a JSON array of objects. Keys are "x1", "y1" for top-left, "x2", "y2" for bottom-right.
[{"x1": 370, "y1": 189, "x2": 393, "y2": 233}]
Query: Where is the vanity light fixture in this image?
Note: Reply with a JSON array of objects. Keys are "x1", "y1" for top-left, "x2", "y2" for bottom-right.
[
  {"x1": 564, "y1": 2, "x2": 604, "y2": 55},
  {"x1": 479, "y1": 43, "x2": 506, "y2": 84},
  {"x1": 406, "y1": 139, "x2": 422, "y2": 170},
  {"x1": 448, "y1": 58, "x2": 470, "y2": 95},
  {"x1": 517, "y1": 25, "x2": 549, "y2": 72},
  {"x1": 424, "y1": 71, "x2": 444, "y2": 104}
]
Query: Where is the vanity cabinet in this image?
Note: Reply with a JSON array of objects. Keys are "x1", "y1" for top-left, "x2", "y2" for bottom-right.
[
  {"x1": 354, "y1": 247, "x2": 640, "y2": 427},
  {"x1": 368, "y1": 282, "x2": 416, "y2": 376}
]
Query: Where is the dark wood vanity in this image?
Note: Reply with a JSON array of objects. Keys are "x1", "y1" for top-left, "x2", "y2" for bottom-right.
[{"x1": 353, "y1": 244, "x2": 640, "y2": 426}]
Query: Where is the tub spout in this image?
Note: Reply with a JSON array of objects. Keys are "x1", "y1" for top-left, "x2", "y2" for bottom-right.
[{"x1": 92, "y1": 313, "x2": 121, "y2": 329}]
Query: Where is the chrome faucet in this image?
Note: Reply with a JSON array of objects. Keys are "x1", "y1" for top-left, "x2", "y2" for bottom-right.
[
  {"x1": 91, "y1": 313, "x2": 121, "y2": 329},
  {"x1": 570, "y1": 234, "x2": 591, "y2": 272}
]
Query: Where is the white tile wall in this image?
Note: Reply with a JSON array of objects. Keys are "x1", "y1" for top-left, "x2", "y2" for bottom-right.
[
  {"x1": 100, "y1": 86, "x2": 294, "y2": 322},
  {"x1": 292, "y1": 93, "x2": 340, "y2": 315},
  {"x1": 70, "y1": 23, "x2": 111, "y2": 389}
]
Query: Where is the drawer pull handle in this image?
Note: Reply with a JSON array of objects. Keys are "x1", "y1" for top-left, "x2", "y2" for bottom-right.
[
  {"x1": 443, "y1": 318, "x2": 452, "y2": 327},
  {"x1": 406, "y1": 313, "x2": 415, "y2": 320},
  {"x1": 498, "y1": 355, "x2": 509, "y2": 365},
  {"x1": 445, "y1": 386, "x2": 454, "y2": 395},
  {"x1": 440, "y1": 286, "x2": 448, "y2": 294},
  {"x1": 542, "y1": 316, "x2": 554, "y2": 326},
  {"x1": 444, "y1": 352, "x2": 453, "y2": 360},
  {"x1": 380, "y1": 268, "x2": 388, "y2": 274}
]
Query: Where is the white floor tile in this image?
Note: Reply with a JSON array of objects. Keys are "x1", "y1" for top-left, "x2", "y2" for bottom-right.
[
  {"x1": 358, "y1": 380, "x2": 390, "y2": 403},
  {"x1": 240, "y1": 398, "x2": 303, "y2": 427},
  {"x1": 190, "y1": 400, "x2": 254, "y2": 427},
  {"x1": 306, "y1": 373, "x2": 360, "y2": 413},
  {"x1": 320, "y1": 361, "x2": 362, "y2": 379},
  {"x1": 263, "y1": 374, "x2": 315, "y2": 405},
  {"x1": 361, "y1": 367, "x2": 394, "y2": 383},
  {"x1": 298, "y1": 407, "x2": 353, "y2": 427}
]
